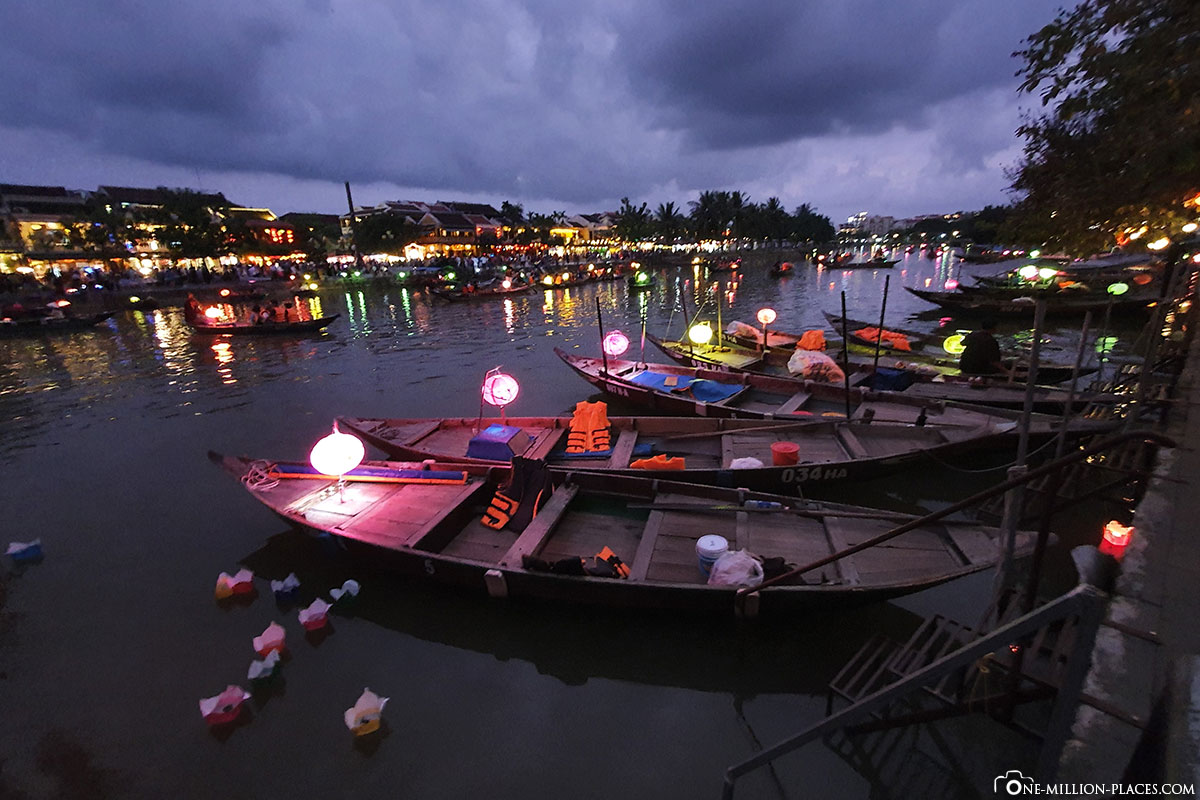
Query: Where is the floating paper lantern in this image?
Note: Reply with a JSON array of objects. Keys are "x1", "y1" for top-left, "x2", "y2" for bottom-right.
[
  {"x1": 253, "y1": 621, "x2": 287, "y2": 657},
  {"x1": 482, "y1": 373, "x2": 520, "y2": 408},
  {"x1": 215, "y1": 568, "x2": 255, "y2": 600},
  {"x1": 247, "y1": 651, "x2": 281, "y2": 683},
  {"x1": 200, "y1": 685, "x2": 251, "y2": 726},
  {"x1": 602, "y1": 331, "x2": 630, "y2": 357},
  {"x1": 943, "y1": 334, "x2": 967, "y2": 355},
  {"x1": 688, "y1": 323, "x2": 714, "y2": 345},
  {"x1": 345, "y1": 688, "x2": 389, "y2": 736},
  {"x1": 1099, "y1": 520, "x2": 1133, "y2": 560},
  {"x1": 944, "y1": 279, "x2": 959, "y2": 290},
  {"x1": 310, "y1": 423, "x2": 365, "y2": 478},
  {"x1": 1107, "y1": 282, "x2": 1130, "y2": 296},
  {"x1": 6, "y1": 539, "x2": 43, "y2": 564},
  {"x1": 542, "y1": 275, "x2": 554, "y2": 286},
  {"x1": 299, "y1": 598, "x2": 332, "y2": 631},
  {"x1": 330, "y1": 579, "x2": 361, "y2": 605},
  {"x1": 756, "y1": 307, "x2": 777, "y2": 325},
  {"x1": 270, "y1": 573, "x2": 301, "y2": 601}
]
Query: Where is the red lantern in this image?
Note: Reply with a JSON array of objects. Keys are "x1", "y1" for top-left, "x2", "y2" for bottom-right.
[{"x1": 1099, "y1": 520, "x2": 1133, "y2": 560}]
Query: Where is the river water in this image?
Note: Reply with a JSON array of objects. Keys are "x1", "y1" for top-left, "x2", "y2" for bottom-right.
[{"x1": 0, "y1": 252, "x2": 1138, "y2": 799}]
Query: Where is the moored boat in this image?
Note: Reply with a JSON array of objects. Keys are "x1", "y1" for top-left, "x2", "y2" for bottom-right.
[
  {"x1": 904, "y1": 286, "x2": 1157, "y2": 317},
  {"x1": 0, "y1": 311, "x2": 115, "y2": 336},
  {"x1": 211, "y1": 452, "x2": 1039, "y2": 615},
  {"x1": 430, "y1": 281, "x2": 534, "y2": 301},
  {"x1": 644, "y1": 332, "x2": 1115, "y2": 414}
]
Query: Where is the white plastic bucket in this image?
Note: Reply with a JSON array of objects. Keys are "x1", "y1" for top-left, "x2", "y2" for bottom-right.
[{"x1": 696, "y1": 534, "x2": 730, "y2": 578}]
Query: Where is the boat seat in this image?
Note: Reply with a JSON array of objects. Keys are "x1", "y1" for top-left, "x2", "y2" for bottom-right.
[
  {"x1": 775, "y1": 391, "x2": 811, "y2": 415},
  {"x1": 608, "y1": 429, "x2": 639, "y2": 469},
  {"x1": 524, "y1": 427, "x2": 567, "y2": 460},
  {"x1": 499, "y1": 484, "x2": 580, "y2": 568},
  {"x1": 628, "y1": 510, "x2": 665, "y2": 581},
  {"x1": 836, "y1": 427, "x2": 870, "y2": 459}
]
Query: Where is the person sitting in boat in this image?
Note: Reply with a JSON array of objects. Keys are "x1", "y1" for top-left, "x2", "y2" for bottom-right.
[
  {"x1": 184, "y1": 293, "x2": 203, "y2": 325},
  {"x1": 959, "y1": 319, "x2": 1008, "y2": 377},
  {"x1": 259, "y1": 304, "x2": 276, "y2": 324},
  {"x1": 250, "y1": 304, "x2": 264, "y2": 324}
]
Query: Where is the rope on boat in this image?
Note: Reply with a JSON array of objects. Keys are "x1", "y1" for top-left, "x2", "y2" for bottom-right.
[{"x1": 242, "y1": 460, "x2": 280, "y2": 491}]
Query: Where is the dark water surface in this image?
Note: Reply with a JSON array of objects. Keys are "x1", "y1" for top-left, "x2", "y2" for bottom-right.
[{"x1": 0, "y1": 255, "x2": 1136, "y2": 799}]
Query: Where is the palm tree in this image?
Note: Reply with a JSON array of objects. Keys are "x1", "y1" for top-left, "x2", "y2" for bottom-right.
[
  {"x1": 614, "y1": 197, "x2": 651, "y2": 243},
  {"x1": 655, "y1": 201, "x2": 686, "y2": 242}
]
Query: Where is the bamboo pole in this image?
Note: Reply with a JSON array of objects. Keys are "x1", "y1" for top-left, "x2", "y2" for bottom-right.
[
  {"x1": 840, "y1": 292, "x2": 852, "y2": 418},
  {"x1": 873, "y1": 274, "x2": 891, "y2": 373}
]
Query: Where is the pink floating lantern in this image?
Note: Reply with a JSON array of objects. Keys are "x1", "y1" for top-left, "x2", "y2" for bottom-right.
[
  {"x1": 756, "y1": 307, "x2": 777, "y2": 325},
  {"x1": 1099, "y1": 520, "x2": 1133, "y2": 560},
  {"x1": 482, "y1": 372, "x2": 520, "y2": 408},
  {"x1": 310, "y1": 422, "x2": 365, "y2": 478},
  {"x1": 253, "y1": 621, "x2": 287, "y2": 656},
  {"x1": 298, "y1": 598, "x2": 331, "y2": 631},
  {"x1": 603, "y1": 330, "x2": 630, "y2": 357},
  {"x1": 944, "y1": 278, "x2": 959, "y2": 290},
  {"x1": 215, "y1": 568, "x2": 255, "y2": 600},
  {"x1": 199, "y1": 685, "x2": 251, "y2": 726}
]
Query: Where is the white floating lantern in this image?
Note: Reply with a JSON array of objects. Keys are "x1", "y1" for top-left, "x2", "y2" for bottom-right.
[
  {"x1": 215, "y1": 568, "x2": 255, "y2": 600},
  {"x1": 345, "y1": 688, "x2": 389, "y2": 736}
]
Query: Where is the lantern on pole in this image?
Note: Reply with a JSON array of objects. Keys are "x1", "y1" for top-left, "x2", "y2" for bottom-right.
[
  {"x1": 603, "y1": 330, "x2": 630, "y2": 357},
  {"x1": 482, "y1": 369, "x2": 520, "y2": 419},
  {"x1": 310, "y1": 422, "x2": 366, "y2": 501},
  {"x1": 756, "y1": 307, "x2": 776, "y2": 353},
  {"x1": 687, "y1": 323, "x2": 713, "y2": 346}
]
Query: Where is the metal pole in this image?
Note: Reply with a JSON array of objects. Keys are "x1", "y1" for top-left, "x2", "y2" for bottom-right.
[
  {"x1": 840, "y1": 291, "x2": 852, "y2": 419},
  {"x1": 873, "y1": 274, "x2": 890, "y2": 373},
  {"x1": 343, "y1": 181, "x2": 365, "y2": 272},
  {"x1": 595, "y1": 296, "x2": 608, "y2": 375}
]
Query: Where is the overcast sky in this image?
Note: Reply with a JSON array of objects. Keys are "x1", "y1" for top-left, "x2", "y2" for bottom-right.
[{"x1": 0, "y1": 0, "x2": 1063, "y2": 224}]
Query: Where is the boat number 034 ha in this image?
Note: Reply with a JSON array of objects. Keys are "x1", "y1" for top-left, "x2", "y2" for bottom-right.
[{"x1": 782, "y1": 466, "x2": 849, "y2": 483}]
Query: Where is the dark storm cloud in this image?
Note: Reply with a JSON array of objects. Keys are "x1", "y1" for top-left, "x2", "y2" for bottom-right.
[{"x1": 0, "y1": 0, "x2": 1062, "y2": 216}]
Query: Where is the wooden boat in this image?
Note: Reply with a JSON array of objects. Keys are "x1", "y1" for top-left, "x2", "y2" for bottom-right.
[
  {"x1": 822, "y1": 311, "x2": 941, "y2": 352},
  {"x1": 904, "y1": 286, "x2": 1157, "y2": 317},
  {"x1": 835, "y1": 258, "x2": 898, "y2": 270},
  {"x1": 211, "y1": 452, "x2": 1039, "y2": 615},
  {"x1": 723, "y1": 324, "x2": 1093, "y2": 386},
  {"x1": 188, "y1": 314, "x2": 339, "y2": 335},
  {"x1": 430, "y1": 281, "x2": 534, "y2": 301},
  {"x1": 0, "y1": 311, "x2": 115, "y2": 336},
  {"x1": 553, "y1": 349, "x2": 1115, "y2": 454},
  {"x1": 769, "y1": 262, "x2": 796, "y2": 278},
  {"x1": 336, "y1": 411, "x2": 1090, "y2": 494},
  {"x1": 644, "y1": 333, "x2": 1114, "y2": 414}
]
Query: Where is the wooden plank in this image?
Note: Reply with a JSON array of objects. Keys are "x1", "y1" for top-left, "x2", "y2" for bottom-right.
[
  {"x1": 823, "y1": 517, "x2": 862, "y2": 585},
  {"x1": 776, "y1": 391, "x2": 811, "y2": 415},
  {"x1": 944, "y1": 526, "x2": 995, "y2": 567},
  {"x1": 402, "y1": 420, "x2": 444, "y2": 445},
  {"x1": 525, "y1": 427, "x2": 566, "y2": 460},
  {"x1": 498, "y1": 484, "x2": 579, "y2": 567},
  {"x1": 608, "y1": 429, "x2": 639, "y2": 469},
  {"x1": 836, "y1": 426, "x2": 871, "y2": 459},
  {"x1": 721, "y1": 434, "x2": 735, "y2": 469},
  {"x1": 629, "y1": 510, "x2": 665, "y2": 581},
  {"x1": 339, "y1": 481, "x2": 486, "y2": 548},
  {"x1": 734, "y1": 510, "x2": 749, "y2": 551}
]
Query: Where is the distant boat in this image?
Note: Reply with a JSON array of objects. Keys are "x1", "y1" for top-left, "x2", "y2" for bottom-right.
[
  {"x1": 188, "y1": 314, "x2": 339, "y2": 335},
  {"x1": 905, "y1": 286, "x2": 1157, "y2": 317},
  {"x1": 430, "y1": 281, "x2": 533, "y2": 301},
  {"x1": 837, "y1": 258, "x2": 898, "y2": 270},
  {"x1": 0, "y1": 311, "x2": 115, "y2": 337}
]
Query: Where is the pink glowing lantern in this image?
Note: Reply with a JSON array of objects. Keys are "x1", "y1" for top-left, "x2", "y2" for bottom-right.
[
  {"x1": 482, "y1": 372, "x2": 520, "y2": 409},
  {"x1": 603, "y1": 330, "x2": 630, "y2": 357},
  {"x1": 309, "y1": 423, "x2": 365, "y2": 478},
  {"x1": 944, "y1": 278, "x2": 959, "y2": 290},
  {"x1": 199, "y1": 685, "x2": 251, "y2": 726}
]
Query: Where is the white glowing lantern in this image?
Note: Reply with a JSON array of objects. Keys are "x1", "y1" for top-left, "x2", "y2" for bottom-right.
[
  {"x1": 1038, "y1": 267, "x2": 1059, "y2": 280},
  {"x1": 1018, "y1": 265, "x2": 1040, "y2": 280},
  {"x1": 482, "y1": 373, "x2": 520, "y2": 408},
  {"x1": 204, "y1": 307, "x2": 223, "y2": 319},
  {"x1": 603, "y1": 330, "x2": 630, "y2": 357},
  {"x1": 502, "y1": 278, "x2": 512, "y2": 289},
  {"x1": 688, "y1": 323, "x2": 714, "y2": 345},
  {"x1": 756, "y1": 307, "x2": 777, "y2": 325},
  {"x1": 309, "y1": 423, "x2": 365, "y2": 478}
]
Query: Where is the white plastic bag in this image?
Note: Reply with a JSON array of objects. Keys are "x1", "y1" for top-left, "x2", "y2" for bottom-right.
[
  {"x1": 786, "y1": 349, "x2": 846, "y2": 383},
  {"x1": 707, "y1": 550, "x2": 765, "y2": 587},
  {"x1": 725, "y1": 320, "x2": 761, "y2": 342},
  {"x1": 729, "y1": 456, "x2": 764, "y2": 469}
]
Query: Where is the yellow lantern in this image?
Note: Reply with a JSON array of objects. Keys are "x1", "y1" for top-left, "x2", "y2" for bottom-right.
[{"x1": 688, "y1": 323, "x2": 714, "y2": 345}]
